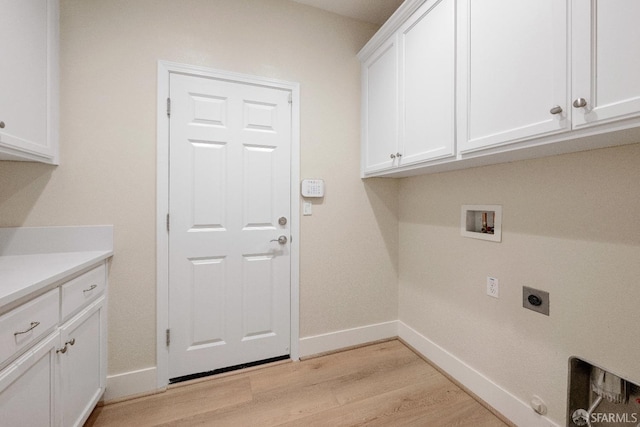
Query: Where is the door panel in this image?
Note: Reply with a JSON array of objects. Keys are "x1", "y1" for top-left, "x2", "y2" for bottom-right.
[
  {"x1": 572, "y1": 0, "x2": 640, "y2": 127},
  {"x1": 461, "y1": 0, "x2": 569, "y2": 152},
  {"x1": 362, "y1": 37, "x2": 399, "y2": 173},
  {"x1": 400, "y1": 0, "x2": 456, "y2": 164},
  {"x1": 169, "y1": 73, "x2": 291, "y2": 380}
]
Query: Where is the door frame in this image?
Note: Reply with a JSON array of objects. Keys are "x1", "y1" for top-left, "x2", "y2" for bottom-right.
[{"x1": 155, "y1": 61, "x2": 301, "y2": 388}]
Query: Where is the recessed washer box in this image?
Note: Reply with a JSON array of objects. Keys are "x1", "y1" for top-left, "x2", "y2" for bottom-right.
[{"x1": 461, "y1": 205, "x2": 502, "y2": 242}]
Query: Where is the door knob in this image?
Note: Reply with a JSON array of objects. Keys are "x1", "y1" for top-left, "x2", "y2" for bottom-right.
[
  {"x1": 270, "y1": 235, "x2": 288, "y2": 245},
  {"x1": 572, "y1": 98, "x2": 587, "y2": 108}
]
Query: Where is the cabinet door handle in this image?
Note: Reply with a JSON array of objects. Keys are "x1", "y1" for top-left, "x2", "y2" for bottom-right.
[
  {"x1": 549, "y1": 106, "x2": 563, "y2": 115},
  {"x1": 14, "y1": 321, "x2": 40, "y2": 336},
  {"x1": 572, "y1": 98, "x2": 587, "y2": 108},
  {"x1": 396, "y1": 152, "x2": 402, "y2": 158},
  {"x1": 83, "y1": 284, "x2": 98, "y2": 293},
  {"x1": 390, "y1": 153, "x2": 396, "y2": 159},
  {"x1": 0, "y1": 121, "x2": 5, "y2": 129},
  {"x1": 66, "y1": 338, "x2": 76, "y2": 346},
  {"x1": 57, "y1": 344, "x2": 68, "y2": 354}
]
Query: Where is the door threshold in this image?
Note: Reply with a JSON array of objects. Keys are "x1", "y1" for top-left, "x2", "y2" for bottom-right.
[{"x1": 169, "y1": 354, "x2": 290, "y2": 385}]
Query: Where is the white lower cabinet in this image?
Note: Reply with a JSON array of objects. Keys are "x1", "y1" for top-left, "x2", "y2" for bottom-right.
[
  {"x1": 0, "y1": 262, "x2": 107, "y2": 427},
  {"x1": 59, "y1": 297, "x2": 106, "y2": 427},
  {"x1": 0, "y1": 332, "x2": 58, "y2": 427}
]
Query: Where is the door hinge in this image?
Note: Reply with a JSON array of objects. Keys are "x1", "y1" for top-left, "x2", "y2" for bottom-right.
[
  {"x1": 167, "y1": 97, "x2": 171, "y2": 117},
  {"x1": 166, "y1": 213, "x2": 170, "y2": 232},
  {"x1": 166, "y1": 329, "x2": 170, "y2": 346}
]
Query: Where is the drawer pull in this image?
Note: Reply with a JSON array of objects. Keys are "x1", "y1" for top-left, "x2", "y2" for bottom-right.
[
  {"x1": 83, "y1": 284, "x2": 98, "y2": 293},
  {"x1": 14, "y1": 321, "x2": 40, "y2": 337}
]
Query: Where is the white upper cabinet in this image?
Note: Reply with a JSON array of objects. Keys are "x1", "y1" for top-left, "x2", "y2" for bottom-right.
[
  {"x1": 399, "y1": 0, "x2": 456, "y2": 165},
  {"x1": 359, "y1": 0, "x2": 640, "y2": 177},
  {"x1": 458, "y1": 0, "x2": 569, "y2": 153},
  {"x1": 360, "y1": 0, "x2": 457, "y2": 176},
  {"x1": 361, "y1": 37, "x2": 399, "y2": 174},
  {"x1": 571, "y1": 0, "x2": 640, "y2": 129},
  {"x1": 0, "y1": 0, "x2": 59, "y2": 164}
]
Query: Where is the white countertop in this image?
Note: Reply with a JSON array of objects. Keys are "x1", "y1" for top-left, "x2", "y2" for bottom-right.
[
  {"x1": 0, "y1": 250, "x2": 113, "y2": 308},
  {"x1": 0, "y1": 226, "x2": 114, "y2": 310}
]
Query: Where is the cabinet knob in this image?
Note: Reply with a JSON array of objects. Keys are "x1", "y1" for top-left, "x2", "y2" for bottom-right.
[
  {"x1": 0, "y1": 121, "x2": 5, "y2": 129},
  {"x1": 396, "y1": 152, "x2": 402, "y2": 158},
  {"x1": 390, "y1": 153, "x2": 396, "y2": 159},
  {"x1": 549, "y1": 106, "x2": 563, "y2": 115},
  {"x1": 572, "y1": 98, "x2": 587, "y2": 108}
]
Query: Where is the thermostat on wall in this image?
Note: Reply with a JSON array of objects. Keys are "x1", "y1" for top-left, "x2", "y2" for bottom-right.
[{"x1": 301, "y1": 179, "x2": 324, "y2": 198}]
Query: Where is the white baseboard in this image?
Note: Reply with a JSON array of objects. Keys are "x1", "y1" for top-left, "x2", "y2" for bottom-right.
[
  {"x1": 104, "y1": 366, "x2": 161, "y2": 403},
  {"x1": 299, "y1": 320, "x2": 398, "y2": 358},
  {"x1": 397, "y1": 321, "x2": 560, "y2": 427}
]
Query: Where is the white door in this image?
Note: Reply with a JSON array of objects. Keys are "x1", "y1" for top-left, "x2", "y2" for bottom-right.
[
  {"x1": 572, "y1": 0, "x2": 640, "y2": 128},
  {"x1": 168, "y1": 72, "x2": 292, "y2": 380},
  {"x1": 460, "y1": 0, "x2": 569, "y2": 153},
  {"x1": 399, "y1": 0, "x2": 456, "y2": 165}
]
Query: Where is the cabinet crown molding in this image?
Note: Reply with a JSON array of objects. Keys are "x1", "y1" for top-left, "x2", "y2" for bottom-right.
[{"x1": 357, "y1": 0, "x2": 428, "y2": 61}]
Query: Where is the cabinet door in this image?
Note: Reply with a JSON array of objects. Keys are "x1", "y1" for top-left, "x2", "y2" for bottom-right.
[
  {"x1": 0, "y1": 0, "x2": 59, "y2": 163},
  {"x1": 58, "y1": 297, "x2": 106, "y2": 427},
  {"x1": 0, "y1": 332, "x2": 58, "y2": 427},
  {"x1": 399, "y1": 0, "x2": 456, "y2": 165},
  {"x1": 362, "y1": 36, "x2": 399, "y2": 174},
  {"x1": 572, "y1": 0, "x2": 640, "y2": 128},
  {"x1": 459, "y1": 0, "x2": 569, "y2": 153}
]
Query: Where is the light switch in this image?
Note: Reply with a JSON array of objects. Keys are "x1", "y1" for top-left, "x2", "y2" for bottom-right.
[{"x1": 303, "y1": 201, "x2": 312, "y2": 216}]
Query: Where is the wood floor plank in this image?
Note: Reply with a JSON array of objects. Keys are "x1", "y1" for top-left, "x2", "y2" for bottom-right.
[
  {"x1": 86, "y1": 340, "x2": 508, "y2": 427},
  {"x1": 249, "y1": 340, "x2": 412, "y2": 395},
  {"x1": 85, "y1": 376, "x2": 253, "y2": 426}
]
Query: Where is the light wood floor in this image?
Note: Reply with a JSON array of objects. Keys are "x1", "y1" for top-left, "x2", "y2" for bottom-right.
[{"x1": 86, "y1": 340, "x2": 509, "y2": 426}]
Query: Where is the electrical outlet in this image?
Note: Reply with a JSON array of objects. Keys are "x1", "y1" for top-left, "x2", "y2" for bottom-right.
[
  {"x1": 487, "y1": 277, "x2": 499, "y2": 298},
  {"x1": 523, "y1": 286, "x2": 549, "y2": 316}
]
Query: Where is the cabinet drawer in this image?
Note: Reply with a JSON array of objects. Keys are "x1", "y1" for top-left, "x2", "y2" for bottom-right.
[
  {"x1": 61, "y1": 263, "x2": 105, "y2": 321},
  {"x1": 0, "y1": 288, "x2": 59, "y2": 367}
]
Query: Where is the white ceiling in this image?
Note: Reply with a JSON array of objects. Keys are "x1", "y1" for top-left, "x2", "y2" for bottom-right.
[{"x1": 291, "y1": 0, "x2": 404, "y2": 25}]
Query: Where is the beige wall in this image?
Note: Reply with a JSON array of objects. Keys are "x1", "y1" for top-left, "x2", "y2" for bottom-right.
[
  {"x1": 398, "y1": 143, "x2": 640, "y2": 422},
  {"x1": 5, "y1": 1, "x2": 634, "y2": 422},
  {"x1": 0, "y1": 0, "x2": 399, "y2": 375}
]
